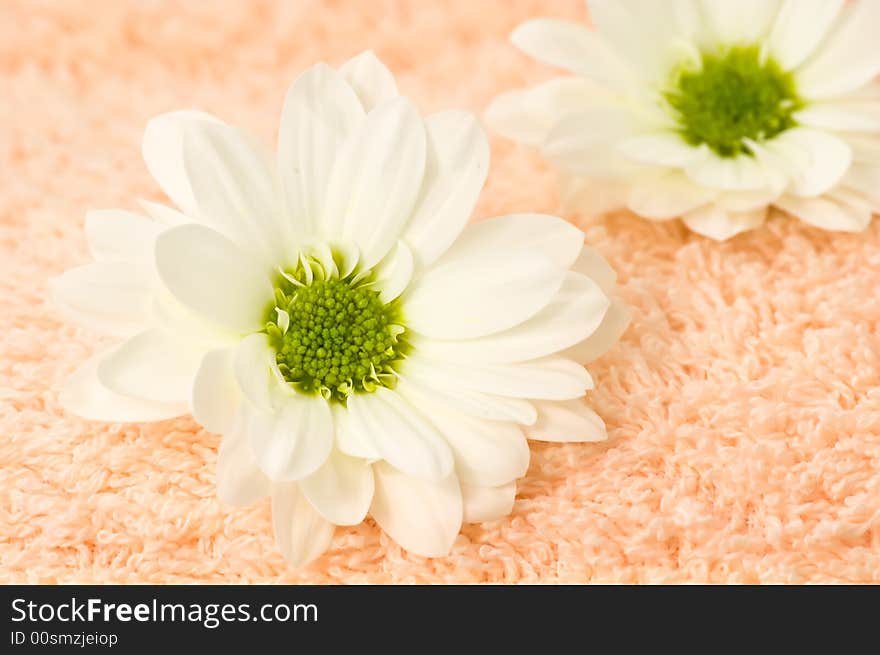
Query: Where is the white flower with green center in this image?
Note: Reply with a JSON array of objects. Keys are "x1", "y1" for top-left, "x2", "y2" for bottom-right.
[
  {"x1": 487, "y1": 0, "x2": 880, "y2": 240},
  {"x1": 51, "y1": 52, "x2": 629, "y2": 566}
]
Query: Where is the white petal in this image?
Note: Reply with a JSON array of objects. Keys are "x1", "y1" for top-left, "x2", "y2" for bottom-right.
[
  {"x1": 398, "y1": 385, "x2": 530, "y2": 487},
  {"x1": 300, "y1": 450, "x2": 374, "y2": 526},
  {"x1": 85, "y1": 210, "x2": 164, "y2": 262},
  {"x1": 49, "y1": 261, "x2": 153, "y2": 338},
  {"x1": 404, "y1": 250, "x2": 564, "y2": 340},
  {"x1": 151, "y1": 290, "x2": 239, "y2": 350},
  {"x1": 414, "y1": 272, "x2": 609, "y2": 364},
  {"x1": 332, "y1": 404, "x2": 380, "y2": 460},
  {"x1": 397, "y1": 375, "x2": 536, "y2": 425},
  {"x1": 142, "y1": 110, "x2": 223, "y2": 216},
  {"x1": 796, "y1": 104, "x2": 880, "y2": 133},
  {"x1": 155, "y1": 223, "x2": 272, "y2": 333},
  {"x1": 525, "y1": 399, "x2": 607, "y2": 443},
  {"x1": 461, "y1": 482, "x2": 516, "y2": 523},
  {"x1": 563, "y1": 298, "x2": 631, "y2": 364},
  {"x1": 715, "y1": 188, "x2": 780, "y2": 212},
  {"x1": 322, "y1": 97, "x2": 426, "y2": 269},
  {"x1": 627, "y1": 169, "x2": 717, "y2": 220},
  {"x1": 97, "y1": 328, "x2": 203, "y2": 403},
  {"x1": 769, "y1": 0, "x2": 845, "y2": 70},
  {"x1": 797, "y1": 2, "x2": 880, "y2": 99},
  {"x1": 249, "y1": 394, "x2": 334, "y2": 482},
  {"x1": 685, "y1": 150, "x2": 772, "y2": 191},
  {"x1": 775, "y1": 128, "x2": 852, "y2": 198},
  {"x1": 571, "y1": 246, "x2": 617, "y2": 296},
  {"x1": 192, "y1": 347, "x2": 239, "y2": 434},
  {"x1": 370, "y1": 461, "x2": 462, "y2": 557},
  {"x1": 182, "y1": 120, "x2": 285, "y2": 261},
  {"x1": 557, "y1": 172, "x2": 629, "y2": 218},
  {"x1": 272, "y1": 482, "x2": 335, "y2": 567},
  {"x1": 701, "y1": 0, "x2": 781, "y2": 44},
  {"x1": 618, "y1": 133, "x2": 706, "y2": 167},
  {"x1": 775, "y1": 194, "x2": 871, "y2": 232},
  {"x1": 403, "y1": 354, "x2": 592, "y2": 401},
  {"x1": 510, "y1": 19, "x2": 635, "y2": 93},
  {"x1": 543, "y1": 108, "x2": 644, "y2": 178},
  {"x1": 844, "y1": 164, "x2": 880, "y2": 204},
  {"x1": 138, "y1": 200, "x2": 190, "y2": 226},
  {"x1": 277, "y1": 62, "x2": 365, "y2": 238},
  {"x1": 439, "y1": 213, "x2": 585, "y2": 270},
  {"x1": 234, "y1": 333, "x2": 278, "y2": 412},
  {"x1": 59, "y1": 350, "x2": 187, "y2": 422},
  {"x1": 403, "y1": 111, "x2": 489, "y2": 267},
  {"x1": 339, "y1": 50, "x2": 398, "y2": 111},
  {"x1": 682, "y1": 205, "x2": 767, "y2": 240},
  {"x1": 844, "y1": 134, "x2": 880, "y2": 165},
  {"x1": 374, "y1": 241, "x2": 414, "y2": 304},
  {"x1": 347, "y1": 388, "x2": 454, "y2": 481},
  {"x1": 485, "y1": 77, "x2": 609, "y2": 147},
  {"x1": 216, "y1": 416, "x2": 271, "y2": 506}
]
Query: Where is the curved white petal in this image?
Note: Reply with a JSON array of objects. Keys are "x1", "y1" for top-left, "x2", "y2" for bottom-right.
[
  {"x1": 49, "y1": 261, "x2": 153, "y2": 338},
  {"x1": 398, "y1": 385, "x2": 530, "y2": 487},
  {"x1": 216, "y1": 417, "x2": 271, "y2": 506},
  {"x1": 155, "y1": 223, "x2": 272, "y2": 333},
  {"x1": 716, "y1": 188, "x2": 780, "y2": 213},
  {"x1": 461, "y1": 482, "x2": 516, "y2": 523},
  {"x1": 374, "y1": 241, "x2": 414, "y2": 304},
  {"x1": 370, "y1": 461, "x2": 462, "y2": 557},
  {"x1": 248, "y1": 392, "x2": 334, "y2": 482},
  {"x1": 618, "y1": 133, "x2": 706, "y2": 167},
  {"x1": 775, "y1": 193, "x2": 872, "y2": 232},
  {"x1": 414, "y1": 272, "x2": 609, "y2": 365},
  {"x1": 322, "y1": 97, "x2": 426, "y2": 269},
  {"x1": 234, "y1": 334, "x2": 278, "y2": 412},
  {"x1": 685, "y1": 150, "x2": 772, "y2": 191},
  {"x1": 797, "y1": 1, "x2": 880, "y2": 99},
  {"x1": 844, "y1": 164, "x2": 880, "y2": 204},
  {"x1": 627, "y1": 169, "x2": 717, "y2": 220},
  {"x1": 346, "y1": 388, "x2": 454, "y2": 482},
  {"x1": 138, "y1": 200, "x2": 190, "y2": 226},
  {"x1": 272, "y1": 482, "x2": 335, "y2": 567},
  {"x1": 510, "y1": 19, "x2": 635, "y2": 93},
  {"x1": 558, "y1": 172, "x2": 629, "y2": 218},
  {"x1": 182, "y1": 121, "x2": 285, "y2": 262},
  {"x1": 339, "y1": 50, "x2": 399, "y2": 111},
  {"x1": 403, "y1": 354, "x2": 592, "y2": 401},
  {"x1": 774, "y1": 128, "x2": 852, "y2": 198},
  {"x1": 563, "y1": 298, "x2": 631, "y2": 364},
  {"x1": 300, "y1": 450, "x2": 374, "y2": 526},
  {"x1": 97, "y1": 328, "x2": 203, "y2": 403},
  {"x1": 59, "y1": 349, "x2": 187, "y2": 422},
  {"x1": 192, "y1": 347, "x2": 240, "y2": 435},
  {"x1": 796, "y1": 103, "x2": 880, "y2": 134},
  {"x1": 404, "y1": 250, "x2": 564, "y2": 341},
  {"x1": 142, "y1": 110, "x2": 223, "y2": 216},
  {"x1": 278, "y1": 62, "x2": 365, "y2": 239},
  {"x1": 525, "y1": 399, "x2": 607, "y2": 443},
  {"x1": 397, "y1": 376, "x2": 536, "y2": 425},
  {"x1": 543, "y1": 108, "x2": 644, "y2": 178},
  {"x1": 701, "y1": 0, "x2": 781, "y2": 44},
  {"x1": 403, "y1": 111, "x2": 489, "y2": 268},
  {"x1": 332, "y1": 403, "x2": 380, "y2": 460},
  {"x1": 440, "y1": 213, "x2": 584, "y2": 271},
  {"x1": 571, "y1": 246, "x2": 617, "y2": 295},
  {"x1": 85, "y1": 210, "x2": 164, "y2": 262},
  {"x1": 682, "y1": 205, "x2": 767, "y2": 241},
  {"x1": 769, "y1": 0, "x2": 845, "y2": 70},
  {"x1": 485, "y1": 77, "x2": 609, "y2": 147}
]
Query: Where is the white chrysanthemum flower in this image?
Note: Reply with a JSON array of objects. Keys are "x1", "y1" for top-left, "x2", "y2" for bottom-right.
[
  {"x1": 487, "y1": 0, "x2": 880, "y2": 240},
  {"x1": 51, "y1": 52, "x2": 629, "y2": 566}
]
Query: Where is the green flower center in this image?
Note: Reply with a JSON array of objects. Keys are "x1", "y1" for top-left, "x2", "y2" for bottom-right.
[
  {"x1": 265, "y1": 255, "x2": 407, "y2": 402},
  {"x1": 665, "y1": 45, "x2": 803, "y2": 158}
]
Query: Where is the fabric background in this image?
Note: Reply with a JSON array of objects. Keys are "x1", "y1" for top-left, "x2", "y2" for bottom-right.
[{"x1": 2, "y1": 0, "x2": 879, "y2": 583}]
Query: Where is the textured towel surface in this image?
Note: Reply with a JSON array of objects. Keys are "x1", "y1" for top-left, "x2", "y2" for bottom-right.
[{"x1": 2, "y1": 0, "x2": 880, "y2": 584}]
